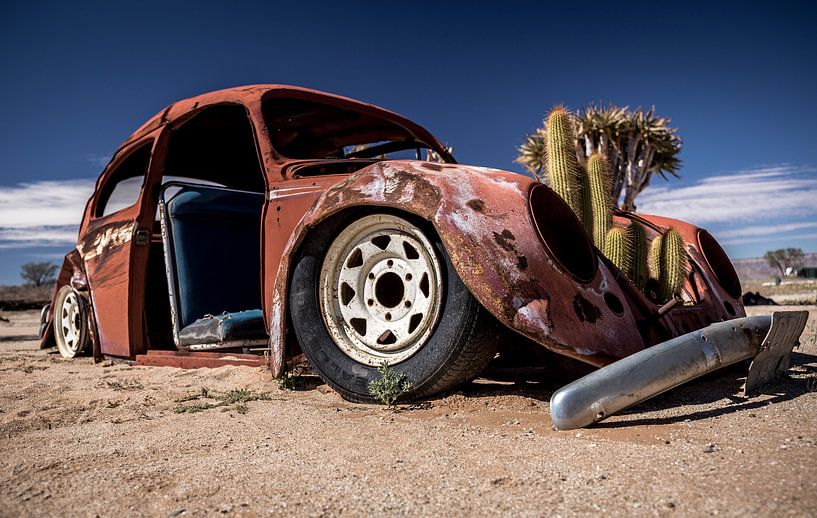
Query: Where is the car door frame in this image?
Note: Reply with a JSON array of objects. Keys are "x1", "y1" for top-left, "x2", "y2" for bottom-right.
[{"x1": 81, "y1": 126, "x2": 169, "y2": 358}]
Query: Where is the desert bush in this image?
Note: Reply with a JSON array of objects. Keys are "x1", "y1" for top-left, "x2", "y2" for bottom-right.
[{"x1": 368, "y1": 362, "x2": 412, "y2": 407}]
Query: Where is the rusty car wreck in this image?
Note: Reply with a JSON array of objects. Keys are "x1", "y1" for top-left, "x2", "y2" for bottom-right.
[{"x1": 39, "y1": 85, "x2": 808, "y2": 429}]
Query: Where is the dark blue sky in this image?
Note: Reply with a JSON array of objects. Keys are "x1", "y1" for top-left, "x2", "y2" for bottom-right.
[{"x1": 1, "y1": 1, "x2": 816, "y2": 284}]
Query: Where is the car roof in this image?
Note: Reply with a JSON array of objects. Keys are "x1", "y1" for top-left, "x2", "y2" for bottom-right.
[{"x1": 120, "y1": 84, "x2": 443, "y2": 155}]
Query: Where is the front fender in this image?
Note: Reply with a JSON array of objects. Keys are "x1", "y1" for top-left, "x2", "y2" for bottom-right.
[{"x1": 268, "y1": 161, "x2": 644, "y2": 375}]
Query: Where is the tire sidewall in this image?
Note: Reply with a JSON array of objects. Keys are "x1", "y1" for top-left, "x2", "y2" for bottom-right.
[
  {"x1": 289, "y1": 211, "x2": 480, "y2": 401},
  {"x1": 54, "y1": 285, "x2": 89, "y2": 358}
]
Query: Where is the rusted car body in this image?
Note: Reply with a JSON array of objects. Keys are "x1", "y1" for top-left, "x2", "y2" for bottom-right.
[{"x1": 40, "y1": 85, "x2": 807, "y2": 427}]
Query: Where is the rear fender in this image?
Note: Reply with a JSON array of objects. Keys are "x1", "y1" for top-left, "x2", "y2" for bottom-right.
[
  {"x1": 267, "y1": 161, "x2": 644, "y2": 375},
  {"x1": 39, "y1": 248, "x2": 97, "y2": 354}
]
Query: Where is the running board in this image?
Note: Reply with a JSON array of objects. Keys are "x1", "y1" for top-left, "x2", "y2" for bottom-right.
[
  {"x1": 550, "y1": 311, "x2": 809, "y2": 430},
  {"x1": 135, "y1": 350, "x2": 266, "y2": 369}
]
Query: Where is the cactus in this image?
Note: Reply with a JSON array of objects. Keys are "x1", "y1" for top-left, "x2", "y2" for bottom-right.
[
  {"x1": 603, "y1": 226, "x2": 631, "y2": 275},
  {"x1": 652, "y1": 228, "x2": 688, "y2": 302},
  {"x1": 579, "y1": 169, "x2": 594, "y2": 242},
  {"x1": 542, "y1": 105, "x2": 667, "y2": 299},
  {"x1": 649, "y1": 235, "x2": 663, "y2": 280},
  {"x1": 585, "y1": 153, "x2": 613, "y2": 248},
  {"x1": 627, "y1": 222, "x2": 648, "y2": 290},
  {"x1": 545, "y1": 107, "x2": 583, "y2": 222}
]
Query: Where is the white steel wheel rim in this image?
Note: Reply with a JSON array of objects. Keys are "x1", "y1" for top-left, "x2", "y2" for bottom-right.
[
  {"x1": 319, "y1": 214, "x2": 443, "y2": 366},
  {"x1": 60, "y1": 291, "x2": 82, "y2": 353}
]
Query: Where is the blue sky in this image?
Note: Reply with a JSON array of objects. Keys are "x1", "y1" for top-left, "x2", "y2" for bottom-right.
[{"x1": 1, "y1": 1, "x2": 816, "y2": 284}]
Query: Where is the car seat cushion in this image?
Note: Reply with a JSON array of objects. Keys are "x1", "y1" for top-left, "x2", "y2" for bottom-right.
[
  {"x1": 164, "y1": 186, "x2": 263, "y2": 329},
  {"x1": 177, "y1": 309, "x2": 266, "y2": 346}
]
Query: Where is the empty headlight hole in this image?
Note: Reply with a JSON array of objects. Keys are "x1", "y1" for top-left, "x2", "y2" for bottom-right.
[{"x1": 528, "y1": 184, "x2": 597, "y2": 283}]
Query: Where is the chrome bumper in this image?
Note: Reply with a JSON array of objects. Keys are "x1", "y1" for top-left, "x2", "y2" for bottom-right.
[{"x1": 550, "y1": 311, "x2": 809, "y2": 430}]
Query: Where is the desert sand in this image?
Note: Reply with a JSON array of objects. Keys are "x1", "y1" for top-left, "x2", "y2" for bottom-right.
[{"x1": 1, "y1": 307, "x2": 816, "y2": 516}]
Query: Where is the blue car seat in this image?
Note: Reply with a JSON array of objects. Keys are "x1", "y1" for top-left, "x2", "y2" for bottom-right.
[{"x1": 159, "y1": 183, "x2": 267, "y2": 349}]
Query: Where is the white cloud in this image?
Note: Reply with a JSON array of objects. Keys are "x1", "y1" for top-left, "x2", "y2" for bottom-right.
[
  {"x1": 0, "y1": 225, "x2": 79, "y2": 249},
  {"x1": 0, "y1": 179, "x2": 94, "y2": 248},
  {"x1": 637, "y1": 165, "x2": 817, "y2": 225},
  {"x1": 716, "y1": 221, "x2": 817, "y2": 240},
  {"x1": 719, "y1": 232, "x2": 817, "y2": 246},
  {"x1": 0, "y1": 179, "x2": 95, "y2": 229}
]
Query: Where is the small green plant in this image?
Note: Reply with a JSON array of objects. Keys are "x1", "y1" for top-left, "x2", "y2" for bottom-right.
[
  {"x1": 174, "y1": 402, "x2": 221, "y2": 414},
  {"x1": 104, "y1": 379, "x2": 144, "y2": 391},
  {"x1": 276, "y1": 360, "x2": 309, "y2": 390},
  {"x1": 219, "y1": 388, "x2": 271, "y2": 404},
  {"x1": 368, "y1": 362, "x2": 412, "y2": 407},
  {"x1": 173, "y1": 387, "x2": 270, "y2": 414}
]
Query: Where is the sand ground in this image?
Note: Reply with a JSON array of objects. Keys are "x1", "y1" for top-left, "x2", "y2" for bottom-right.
[{"x1": 1, "y1": 307, "x2": 816, "y2": 517}]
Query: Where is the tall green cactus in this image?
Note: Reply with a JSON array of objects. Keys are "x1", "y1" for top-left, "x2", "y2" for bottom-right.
[
  {"x1": 657, "y1": 229, "x2": 687, "y2": 301},
  {"x1": 627, "y1": 222, "x2": 648, "y2": 290},
  {"x1": 649, "y1": 234, "x2": 663, "y2": 280},
  {"x1": 603, "y1": 226, "x2": 630, "y2": 275},
  {"x1": 585, "y1": 153, "x2": 613, "y2": 249},
  {"x1": 647, "y1": 228, "x2": 688, "y2": 302},
  {"x1": 542, "y1": 105, "x2": 665, "y2": 299},
  {"x1": 545, "y1": 107, "x2": 583, "y2": 222}
]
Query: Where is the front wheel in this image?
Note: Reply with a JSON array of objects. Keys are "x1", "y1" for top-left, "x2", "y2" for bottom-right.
[
  {"x1": 53, "y1": 285, "x2": 90, "y2": 358},
  {"x1": 289, "y1": 213, "x2": 501, "y2": 403}
]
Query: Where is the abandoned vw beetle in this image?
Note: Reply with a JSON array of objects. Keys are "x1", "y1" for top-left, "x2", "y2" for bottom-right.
[{"x1": 40, "y1": 85, "x2": 807, "y2": 428}]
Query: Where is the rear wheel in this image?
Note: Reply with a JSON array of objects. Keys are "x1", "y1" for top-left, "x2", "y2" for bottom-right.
[
  {"x1": 290, "y1": 213, "x2": 501, "y2": 403},
  {"x1": 54, "y1": 285, "x2": 90, "y2": 358}
]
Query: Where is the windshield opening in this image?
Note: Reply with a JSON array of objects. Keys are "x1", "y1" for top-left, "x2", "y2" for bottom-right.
[{"x1": 261, "y1": 95, "x2": 450, "y2": 162}]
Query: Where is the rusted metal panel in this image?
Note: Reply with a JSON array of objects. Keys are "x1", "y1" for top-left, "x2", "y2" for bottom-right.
[
  {"x1": 134, "y1": 350, "x2": 266, "y2": 369},
  {"x1": 267, "y1": 161, "x2": 647, "y2": 376},
  {"x1": 80, "y1": 217, "x2": 137, "y2": 357}
]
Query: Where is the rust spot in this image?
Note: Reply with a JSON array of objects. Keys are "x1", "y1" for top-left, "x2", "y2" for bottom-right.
[
  {"x1": 421, "y1": 162, "x2": 443, "y2": 172},
  {"x1": 517, "y1": 255, "x2": 528, "y2": 270},
  {"x1": 573, "y1": 294, "x2": 601, "y2": 323},
  {"x1": 512, "y1": 297, "x2": 553, "y2": 337},
  {"x1": 492, "y1": 229, "x2": 516, "y2": 252},
  {"x1": 466, "y1": 199, "x2": 485, "y2": 212}
]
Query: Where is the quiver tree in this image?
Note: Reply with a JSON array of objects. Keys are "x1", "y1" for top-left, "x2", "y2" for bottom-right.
[{"x1": 517, "y1": 104, "x2": 682, "y2": 211}]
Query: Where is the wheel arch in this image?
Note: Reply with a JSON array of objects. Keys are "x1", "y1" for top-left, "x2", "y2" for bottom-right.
[{"x1": 267, "y1": 161, "x2": 644, "y2": 376}]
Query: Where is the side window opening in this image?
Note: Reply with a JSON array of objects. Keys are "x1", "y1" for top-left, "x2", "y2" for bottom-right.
[
  {"x1": 95, "y1": 142, "x2": 152, "y2": 217},
  {"x1": 164, "y1": 104, "x2": 265, "y2": 193}
]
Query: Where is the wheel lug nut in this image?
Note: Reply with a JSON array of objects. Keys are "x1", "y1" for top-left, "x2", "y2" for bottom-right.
[
  {"x1": 405, "y1": 301, "x2": 411, "y2": 308},
  {"x1": 368, "y1": 273, "x2": 375, "y2": 280},
  {"x1": 387, "y1": 260, "x2": 394, "y2": 267},
  {"x1": 385, "y1": 313, "x2": 392, "y2": 321},
  {"x1": 367, "y1": 299, "x2": 374, "y2": 306},
  {"x1": 406, "y1": 273, "x2": 412, "y2": 281}
]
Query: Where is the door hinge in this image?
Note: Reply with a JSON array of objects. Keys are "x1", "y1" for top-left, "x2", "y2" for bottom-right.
[{"x1": 133, "y1": 228, "x2": 150, "y2": 246}]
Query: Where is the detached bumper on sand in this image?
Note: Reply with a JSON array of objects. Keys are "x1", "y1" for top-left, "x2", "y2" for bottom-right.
[{"x1": 550, "y1": 311, "x2": 809, "y2": 430}]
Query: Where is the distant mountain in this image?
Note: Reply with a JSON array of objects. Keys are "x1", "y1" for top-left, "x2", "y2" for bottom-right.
[{"x1": 731, "y1": 252, "x2": 817, "y2": 281}]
